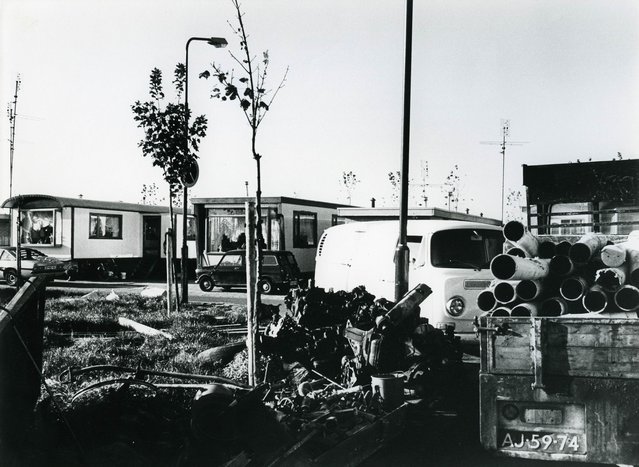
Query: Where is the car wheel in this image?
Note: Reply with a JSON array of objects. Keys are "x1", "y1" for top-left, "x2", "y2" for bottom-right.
[
  {"x1": 258, "y1": 278, "x2": 274, "y2": 295},
  {"x1": 4, "y1": 269, "x2": 18, "y2": 287},
  {"x1": 199, "y1": 276, "x2": 215, "y2": 292}
]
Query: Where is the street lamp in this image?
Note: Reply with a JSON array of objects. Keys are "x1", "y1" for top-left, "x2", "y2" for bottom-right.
[{"x1": 182, "y1": 36, "x2": 227, "y2": 304}]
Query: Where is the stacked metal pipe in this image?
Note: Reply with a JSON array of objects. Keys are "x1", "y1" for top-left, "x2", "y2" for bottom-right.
[{"x1": 477, "y1": 221, "x2": 639, "y2": 317}]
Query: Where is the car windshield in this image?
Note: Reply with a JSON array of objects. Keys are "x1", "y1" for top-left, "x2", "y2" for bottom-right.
[
  {"x1": 19, "y1": 249, "x2": 47, "y2": 260},
  {"x1": 430, "y1": 229, "x2": 503, "y2": 269}
]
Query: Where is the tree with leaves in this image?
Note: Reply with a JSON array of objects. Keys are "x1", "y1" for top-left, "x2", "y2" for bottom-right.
[
  {"x1": 202, "y1": 0, "x2": 288, "y2": 309},
  {"x1": 132, "y1": 65, "x2": 208, "y2": 308},
  {"x1": 132, "y1": 65, "x2": 207, "y2": 217}
]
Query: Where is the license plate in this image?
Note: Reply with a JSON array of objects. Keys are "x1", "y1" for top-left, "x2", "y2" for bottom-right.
[{"x1": 499, "y1": 430, "x2": 586, "y2": 454}]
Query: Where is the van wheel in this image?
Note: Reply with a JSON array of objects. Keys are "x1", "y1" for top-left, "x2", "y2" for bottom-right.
[
  {"x1": 258, "y1": 279, "x2": 274, "y2": 295},
  {"x1": 199, "y1": 276, "x2": 215, "y2": 292},
  {"x1": 4, "y1": 270, "x2": 18, "y2": 287}
]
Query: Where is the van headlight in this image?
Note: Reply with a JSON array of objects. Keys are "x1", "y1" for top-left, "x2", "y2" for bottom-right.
[{"x1": 446, "y1": 296, "x2": 465, "y2": 317}]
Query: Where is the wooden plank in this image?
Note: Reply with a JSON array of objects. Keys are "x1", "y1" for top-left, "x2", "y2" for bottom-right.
[
  {"x1": 545, "y1": 333, "x2": 639, "y2": 348},
  {"x1": 0, "y1": 276, "x2": 48, "y2": 335}
]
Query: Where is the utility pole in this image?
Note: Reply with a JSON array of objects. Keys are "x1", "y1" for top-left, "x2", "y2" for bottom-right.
[
  {"x1": 7, "y1": 75, "x2": 21, "y2": 198},
  {"x1": 395, "y1": 0, "x2": 413, "y2": 302},
  {"x1": 481, "y1": 120, "x2": 528, "y2": 223}
]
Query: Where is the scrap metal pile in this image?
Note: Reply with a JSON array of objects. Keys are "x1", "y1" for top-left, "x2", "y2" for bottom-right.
[
  {"x1": 260, "y1": 283, "x2": 463, "y2": 409},
  {"x1": 478, "y1": 220, "x2": 639, "y2": 317}
]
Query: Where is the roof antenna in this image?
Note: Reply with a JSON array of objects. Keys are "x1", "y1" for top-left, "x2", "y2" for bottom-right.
[
  {"x1": 7, "y1": 74, "x2": 21, "y2": 198},
  {"x1": 481, "y1": 119, "x2": 529, "y2": 222}
]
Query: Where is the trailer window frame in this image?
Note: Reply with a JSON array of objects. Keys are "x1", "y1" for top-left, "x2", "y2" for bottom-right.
[
  {"x1": 89, "y1": 212, "x2": 123, "y2": 240},
  {"x1": 293, "y1": 211, "x2": 317, "y2": 248}
]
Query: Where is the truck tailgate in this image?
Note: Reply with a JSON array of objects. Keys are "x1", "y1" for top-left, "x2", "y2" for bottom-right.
[{"x1": 479, "y1": 316, "x2": 639, "y2": 465}]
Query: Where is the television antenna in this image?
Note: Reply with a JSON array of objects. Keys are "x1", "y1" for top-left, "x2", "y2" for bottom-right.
[
  {"x1": 409, "y1": 160, "x2": 444, "y2": 207},
  {"x1": 481, "y1": 119, "x2": 528, "y2": 222},
  {"x1": 7, "y1": 75, "x2": 21, "y2": 198}
]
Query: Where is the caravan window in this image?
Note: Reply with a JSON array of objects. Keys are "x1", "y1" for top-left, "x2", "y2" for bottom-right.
[
  {"x1": 293, "y1": 211, "x2": 317, "y2": 248},
  {"x1": 89, "y1": 213, "x2": 122, "y2": 239},
  {"x1": 19, "y1": 209, "x2": 57, "y2": 245},
  {"x1": 207, "y1": 207, "x2": 280, "y2": 252},
  {"x1": 431, "y1": 229, "x2": 502, "y2": 269}
]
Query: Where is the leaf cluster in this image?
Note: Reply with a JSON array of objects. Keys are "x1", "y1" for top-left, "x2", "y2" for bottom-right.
[
  {"x1": 201, "y1": 0, "x2": 288, "y2": 160},
  {"x1": 132, "y1": 65, "x2": 208, "y2": 196}
]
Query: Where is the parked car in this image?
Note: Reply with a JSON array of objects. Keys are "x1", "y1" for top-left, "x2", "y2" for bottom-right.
[
  {"x1": 0, "y1": 247, "x2": 70, "y2": 286},
  {"x1": 196, "y1": 250, "x2": 301, "y2": 294}
]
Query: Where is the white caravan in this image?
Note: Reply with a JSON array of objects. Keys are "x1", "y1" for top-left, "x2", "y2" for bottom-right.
[{"x1": 314, "y1": 219, "x2": 503, "y2": 339}]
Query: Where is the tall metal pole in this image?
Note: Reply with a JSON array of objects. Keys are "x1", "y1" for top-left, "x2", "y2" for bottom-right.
[
  {"x1": 182, "y1": 39, "x2": 192, "y2": 305},
  {"x1": 395, "y1": 0, "x2": 413, "y2": 302},
  {"x1": 500, "y1": 124, "x2": 507, "y2": 222},
  {"x1": 182, "y1": 37, "x2": 227, "y2": 305}
]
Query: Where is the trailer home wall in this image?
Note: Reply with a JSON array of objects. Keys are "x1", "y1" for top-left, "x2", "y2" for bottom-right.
[
  {"x1": 1, "y1": 194, "x2": 196, "y2": 279},
  {"x1": 191, "y1": 196, "x2": 347, "y2": 276}
]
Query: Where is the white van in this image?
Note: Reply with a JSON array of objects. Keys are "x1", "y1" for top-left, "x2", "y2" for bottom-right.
[{"x1": 314, "y1": 219, "x2": 503, "y2": 339}]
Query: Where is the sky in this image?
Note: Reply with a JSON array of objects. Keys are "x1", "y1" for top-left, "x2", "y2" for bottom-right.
[{"x1": 1, "y1": 0, "x2": 638, "y2": 220}]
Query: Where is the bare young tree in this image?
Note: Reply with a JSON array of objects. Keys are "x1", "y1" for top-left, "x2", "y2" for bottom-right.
[
  {"x1": 505, "y1": 188, "x2": 525, "y2": 222},
  {"x1": 140, "y1": 182, "x2": 166, "y2": 206},
  {"x1": 388, "y1": 171, "x2": 400, "y2": 205},
  {"x1": 341, "y1": 171, "x2": 360, "y2": 205},
  {"x1": 202, "y1": 0, "x2": 288, "y2": 337},
  {"x1": 441, "y1": 164, "x2": 473, "y2": 212}
]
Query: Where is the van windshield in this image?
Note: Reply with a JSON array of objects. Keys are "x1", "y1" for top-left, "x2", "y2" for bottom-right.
[{"x1": 430, "y1": 229, "x2": 503, "y2": 269}]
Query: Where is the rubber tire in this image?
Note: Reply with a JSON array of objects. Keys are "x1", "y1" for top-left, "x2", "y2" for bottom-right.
[
  {"x1": 4, "y1": 269, "x2": 18, "y2": 287},
  {"x1": 198, "y1": 276, "x2": 215, "y2": 292},
  {"x1": 258, "y1": 278, "x2": 274, "y2": 295}
]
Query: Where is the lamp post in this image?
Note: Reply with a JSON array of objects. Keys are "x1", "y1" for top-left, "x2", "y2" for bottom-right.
[{"x1": 183, "y1": 36, "x2": 227, "y2": 304}]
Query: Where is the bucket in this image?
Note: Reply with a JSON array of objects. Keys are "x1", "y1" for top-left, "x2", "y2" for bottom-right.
[{"x1": 371, "y1": 373, "x2": 404, "y2": 410}]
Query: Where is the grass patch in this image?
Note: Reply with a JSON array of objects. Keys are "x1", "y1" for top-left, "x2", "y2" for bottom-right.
[
  {"x1": 43, "y1": 293, "x2": 247, "y2": 378},
  {"x1": 4, "y1": 288, "x2": 255, "y2": 466}
]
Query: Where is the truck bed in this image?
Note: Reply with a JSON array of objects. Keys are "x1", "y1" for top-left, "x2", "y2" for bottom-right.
[{"x1": 479, "y1": 315, "x2": 639, "y2": 465}]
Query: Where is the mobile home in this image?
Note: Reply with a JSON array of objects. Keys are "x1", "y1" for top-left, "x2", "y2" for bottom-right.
[
  {"x1": 1, "y1": 194, "x2": 196, "y2": 279},
  {"x1": 191, "y1": 196, "x2": 348, "y2": 277}
]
